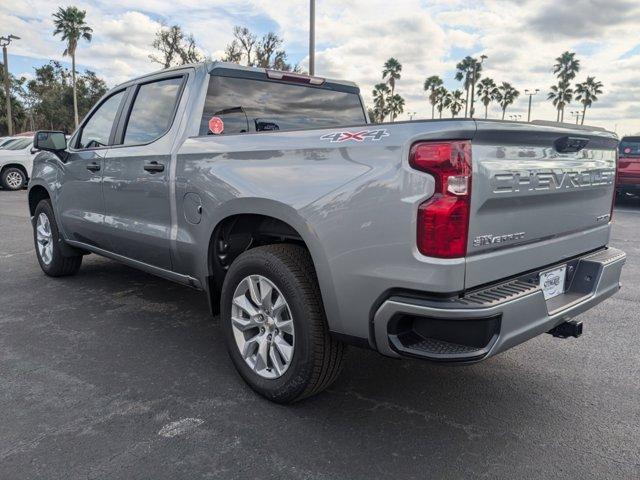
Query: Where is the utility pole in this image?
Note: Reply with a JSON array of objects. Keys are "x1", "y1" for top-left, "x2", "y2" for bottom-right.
[
  {"x1": 309, "y1": 0, "x2": 315, "y2": 75},
  {"x1": 469, "y1": 54, "x2": 487, "y2": 118},
  {"x1": 0, "y1": 34, "x2": 19, "y2": 136},
  {"x1": 524, "y1": 88, "x2": 539, "y2": 122}
]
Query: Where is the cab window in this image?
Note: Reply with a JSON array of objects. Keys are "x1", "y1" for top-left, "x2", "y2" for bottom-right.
[
  {"x1": 122, "y1": 77, "x2": 184, "y2": 145},
  {"x1": 77, "y1": 90, "x2": 125, "y2": 149}
]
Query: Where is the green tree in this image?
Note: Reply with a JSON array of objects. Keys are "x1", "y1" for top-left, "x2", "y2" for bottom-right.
[
  {"x1": 25, "y1": 61, "x2": 107, "y2": 132},
  {"x1": 476, "y1": 77, "x2": 498, "y2": 119},
  {"x1": 445, "y1": 89, "x2": 465, "y2": 118},
  {"x1": 52, "y1": 6, "x2": 93, "y2": 128},
  {"x1": 495, "y1": 82, "x2": 520, "y2": 120},
  {"x1": 423, "y1": 75, "x2": 443, "y2": 119},
  {"x1": 575, "y1": 76, "x2": 603, "y2": 125},
  {"x1": 387, "y1": 93, "x2": 405, "y2": 122},
  {"x1": 222, "y1": 26, "x2": 297, "y2": 71},
  {"x1": 434, "y1": 86, "x2": 449, "y2": 119},
  {"x1": 548, "y1": 80, "x2": 573, "y2": 122},
  {"x1": 550, "y1": 51, "x2": 580, "y2": 122},
  {"x1": 372, "y1": 83, "x2": 390, "y2": 122},
  {"x1": 455, "y1": 56, "x2": 482, "y2": 117},
  {"x1": 0, "y1": 63, "x2": 26, "y2": 134},
  {"x1": 382, "y1": 58, "x2": 402, "y2": 121},
  {"x1": 150, "y1": 24, "x2": 203, "y2": 68}
]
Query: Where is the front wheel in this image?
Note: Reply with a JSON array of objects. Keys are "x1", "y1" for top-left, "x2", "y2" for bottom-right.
[
  {"x1": 33, "y1": 200, "x2": 83, "y2": 276},
  {"x1": 221, "y1": 244, "x2": 345, "y2": 403}
]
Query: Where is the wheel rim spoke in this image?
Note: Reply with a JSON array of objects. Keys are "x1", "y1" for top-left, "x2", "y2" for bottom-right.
[
  {"x1": 273, "y1": 335, "x2": 293, "y2": 363},
  {"x1": 36, "y1": 213, "x2": 53, "y2": 266},
  {"x1": 230, "y1": 274, "x2": 294, "y2": 379},
  {"x1": 248, "y1": 276, "x2": 262, "y2": 307},
  {"x1": 233, "y1": 294, "x2": 259, "y2": 317}
]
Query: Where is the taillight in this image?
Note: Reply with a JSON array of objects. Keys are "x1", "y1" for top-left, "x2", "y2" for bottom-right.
[{"x1": 410, "y1": 141, "x2": 472, "y2": 258}]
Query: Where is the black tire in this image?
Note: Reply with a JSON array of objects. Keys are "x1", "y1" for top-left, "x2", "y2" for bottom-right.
[
  {"x1": 1, "y1": 167, "x2": 27, "y2": 190},
  {"x1": 33, "y1": 199, "x2": 82, "y2": 277},
  {"x1": 221, "y1": 244, "x2": 345, "y2": 403}
]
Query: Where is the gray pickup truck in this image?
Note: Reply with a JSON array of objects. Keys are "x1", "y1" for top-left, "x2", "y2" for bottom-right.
[{"x1": 28, "y1": 61, "x2": 625, "y2": 403}]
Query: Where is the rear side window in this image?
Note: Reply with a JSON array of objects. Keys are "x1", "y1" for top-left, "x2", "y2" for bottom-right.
[
  {"x1": 123, "y1": 77, "x2": 183, "y2": 145},
  {"x1": 77, "y1": 90, "x2": 125, "y2": 149},
  {"x1": 199, "y1": 75, "x2": 365, "y2": 136},
  {"x1": 619, "y1": 138, "x2": 640, "y2": 157}
]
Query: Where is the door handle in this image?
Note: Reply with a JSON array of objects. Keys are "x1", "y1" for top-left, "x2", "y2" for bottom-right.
[
  {"x1": 144, "y1": 161, "x2": 165, "y2": 173},
  {"x1": 86, "y1": 162, "x2": 101, "y2": 172}
]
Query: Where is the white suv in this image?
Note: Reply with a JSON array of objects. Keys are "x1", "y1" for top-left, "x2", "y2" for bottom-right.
[{"x1": 0, "y1": 137, "x2": 36, "y2": 190}]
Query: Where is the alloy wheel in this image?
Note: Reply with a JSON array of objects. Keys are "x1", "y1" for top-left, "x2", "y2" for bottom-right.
[{"x1": 231, "y1": 274, "x2": 295, "y2": 379}]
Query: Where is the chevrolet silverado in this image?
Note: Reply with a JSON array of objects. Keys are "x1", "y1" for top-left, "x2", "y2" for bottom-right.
[{"x1": 27, "y1": 62, "x2": 625, "y2": 403}]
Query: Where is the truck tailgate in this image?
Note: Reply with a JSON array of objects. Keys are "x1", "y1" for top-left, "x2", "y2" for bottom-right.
[{"x1": 465, "y1": 121, "x2": 618, "y2": 289}]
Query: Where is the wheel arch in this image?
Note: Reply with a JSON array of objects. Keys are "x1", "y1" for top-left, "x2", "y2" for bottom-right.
[
  {"x1": 28, "y1": 184, "x2": 52, "y2": 217},
  {"x1": 204, "y1": 200, "x2": 337, "y2": 326}
]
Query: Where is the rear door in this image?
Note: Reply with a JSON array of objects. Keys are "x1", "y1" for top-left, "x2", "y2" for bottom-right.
[
  {"x1": 101, "y1": 73, "x2": 187, "y2": 269},
  {"x1": 58, "y1": 89, "x2": 127, "y2": 248},
  {"x1": 465, "y1": 121, "x2": 618, "y2": 288}
]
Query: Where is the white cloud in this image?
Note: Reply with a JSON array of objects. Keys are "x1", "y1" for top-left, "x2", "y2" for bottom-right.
[{"x1": 1, "y1": 0, "x2": 639, "y2": 134}]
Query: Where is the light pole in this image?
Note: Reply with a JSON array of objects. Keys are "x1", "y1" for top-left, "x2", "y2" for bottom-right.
[
  {"x1": 0, "y1": 34, "x2": 19, "y2": 136},
  {"x1": 524, "y1": 88, "x2": 539, "y2": 122},
  {"x1": 571, "y1": 110, "x2": 582, "y2": 125},
  {"x1": 469, "y1": 54, "x2": 487, "y2": 118},
  {"x1": 309, "y1": 0, "x2": 315, "y2": 75}
]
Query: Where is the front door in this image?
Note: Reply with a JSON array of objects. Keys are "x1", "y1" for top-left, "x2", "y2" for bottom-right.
[
  {"x1": 57, "y1": 89, "x2": 127, "y2": 248},
  {"x1": 101, "y1": 75, "x2": 185, "y2": 270}
]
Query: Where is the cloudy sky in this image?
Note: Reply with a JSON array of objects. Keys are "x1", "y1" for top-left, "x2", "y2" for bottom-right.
[{"x1": 2, "y1": 0, "x2": 639, "y2": 134}]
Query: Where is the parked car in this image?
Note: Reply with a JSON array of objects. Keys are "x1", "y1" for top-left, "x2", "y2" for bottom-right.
[
  {"x1": 617, "y1": 136, "x2": 640, "y2": 196},
  {"x1": 27, "y1": 62, "x2": 625, "y2": 403},
  {"x1": 0, "y1": 137, "x2": 35, "y2": 190}
]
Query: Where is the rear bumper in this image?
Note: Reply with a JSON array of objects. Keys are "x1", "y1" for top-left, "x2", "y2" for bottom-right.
[{"x1": 373, "y1": 247, "x2": 626, "y2": 362}]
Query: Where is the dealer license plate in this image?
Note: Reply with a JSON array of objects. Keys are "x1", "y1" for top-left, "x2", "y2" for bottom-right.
[{"x1": 539, "y1": 265, "x2": 567, "y2": 300}]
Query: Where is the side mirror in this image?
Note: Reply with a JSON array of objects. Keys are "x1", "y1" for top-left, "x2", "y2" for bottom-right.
[{"x1": 34, "y1": 131, "x2": 67, "y2": 153}]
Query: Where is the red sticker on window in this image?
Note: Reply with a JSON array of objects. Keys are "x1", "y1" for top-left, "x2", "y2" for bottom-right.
[
  {"x1": 624, "y1": 147, "x2": 632, "y2": 154},
  {"x1": 209, "y1": 116, "x2": 224, "y2": 135}
]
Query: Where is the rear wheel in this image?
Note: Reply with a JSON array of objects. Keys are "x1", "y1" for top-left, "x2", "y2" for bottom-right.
[
  {"x1": 1, "y1": 167, "x2": 26, "y2": 190},
  {"x1": 33, "y1": 200, "x2": 82, "y2": 276},
  {"x1": 221, "y1": 244, "x2": 345, "y2": 403}
]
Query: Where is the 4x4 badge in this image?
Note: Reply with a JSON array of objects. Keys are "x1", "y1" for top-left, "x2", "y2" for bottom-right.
[{"x1": 320, "y1": 129, "x2": 389, "y2": 143}]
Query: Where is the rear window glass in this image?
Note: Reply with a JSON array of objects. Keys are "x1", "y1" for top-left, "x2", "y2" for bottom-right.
[
  {"x1": 619, "y1": 138, "x2": 640, "y2": 157},
  {"x1": 199, "y1": 75, "x2": 365, "y2": 136}
]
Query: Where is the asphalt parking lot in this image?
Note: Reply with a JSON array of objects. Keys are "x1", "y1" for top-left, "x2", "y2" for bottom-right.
[{"x1": 0, "y1": 189, "x2": 638, "y2": 479}]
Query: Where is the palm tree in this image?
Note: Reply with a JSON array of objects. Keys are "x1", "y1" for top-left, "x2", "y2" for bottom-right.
[
  {"x1": 495, "y1": 82, "x2": 520, "y2": 120},
  {"x1": 575, "y1": 76, "x2": 603, "y2": 125},
  {"x1": 53, "y1": 6, "x2": 93, "y2": 128},
  {"x1": 548, "y1": 80, "x2": 573, "y2": 122},
  {"x1": 423, "y1": 75, "x2": 443, "y2": 119},
  {"x1": 382, "y1": 58, "x2": 402, "y2": 120},
  {"x1": 455, "y1": 56, "x2": 482, "y2": 117},
  {"x1": 550, "y1": 51, "x2": 580, "y2": 122},
  {"x1": 387, "y1": 94, "x2": 405, "y2": 122},
  {"x1": 434, "y1": 87, "x2": 449, "y2": 119},
  {"x1": 372, "y1": 83, "x2": 390, "y2": 122},
  {"x1": 445, "y1": 90, "x2": 465, "y2": 118},
  {"x1": 553, "y1": 51, "x2": 581, "y2": 82},
  {"x1": 476, "y1": 77, "x2": 498, "y2": 119}
]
